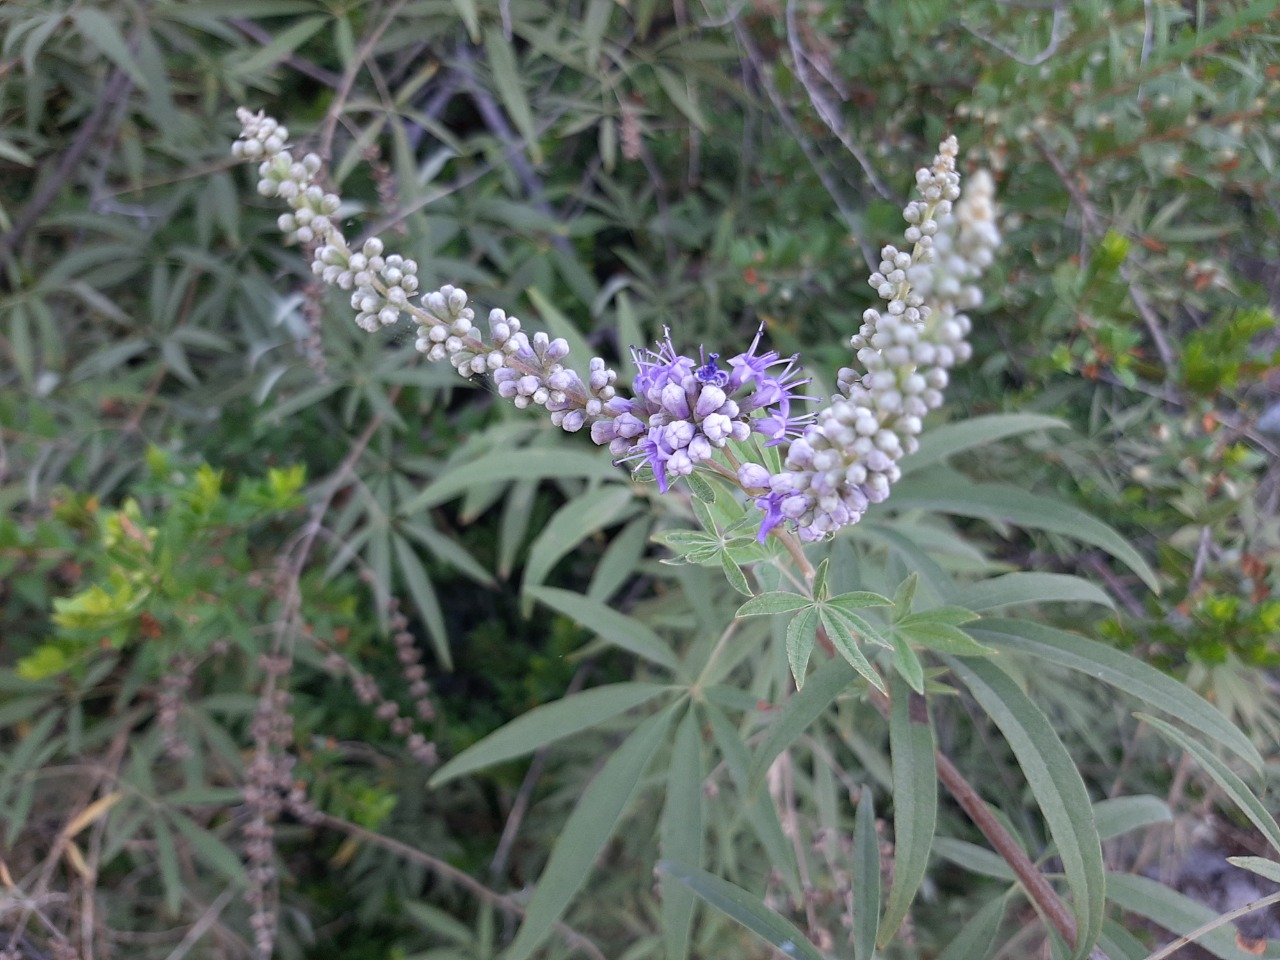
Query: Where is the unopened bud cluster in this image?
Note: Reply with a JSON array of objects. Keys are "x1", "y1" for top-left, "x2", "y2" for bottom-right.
[
  {"x1": 746, "y1": 138, "x2": 1000, "y2": 542},
  {"x1": 233, "y1": 109, "x2": 618, "y2": 436}
]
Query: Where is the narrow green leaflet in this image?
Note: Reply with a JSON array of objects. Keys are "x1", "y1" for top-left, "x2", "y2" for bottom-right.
[
  {"x1": 821, "y1": 609, "x2": 886, "y2": 693},
  {"x1": 894, "y1": 617, "x2": 994, "y2": 657},
  {"x1": 936, "y1": 895, "x2": 1006, "y2": 960},
  {"x1": 972, "y1": 619, "x2": 1262, "y2": 771},
  {"x1": 1138, "y1": 714, "x2": 1280, "y2": 855},
  {"x1": 901, "y1": 413, "x2": 1069, "y2": 474},
  {"x1": 402, "y1": 449, "x2": 621, "y2": 513},
  {"x1": 526, "y1": 586, "x2": 681, "y2": 673},
  {"x1": 392, "y1": 534, "x2": 451, "y2": 669},
  {"x1": 429, "y1": 683, "x2": 670, "y2": 787},
  {"x1": 1106, "y1": 873, "x2": 1260, "y2": 960},
  {"x1": 879, "y1": 675, "x2": 937, "y2": 947},
  {"x1": 228, "y1": 15, "x2": 328, "y2": 77},
  {"x1": 662, "y1": 710, "x2": 703, "y2": 960},
  {"x1": 852, "y1": 789, "x2": 881, "y2": 960},
  {"x1": 749, "y1": 657, "x2": 858, "y2": 789},
  {"x1": 961, "y1": 573, "x2": 1113, "y2": 611},
  {"x1": 890, "y1": 633, "x2": 926, "y2": 694},
  {"x1": 787, "y1": 607, "x2": 821, "y2": 687},
  {"x1": 947, "y1": 657, "x2": 1104, "y2": 960},
  {"x1": 1228, "y1": 856, "x2": 1280, "y2": 884},
  {"x1": 71, "y1": 9, "x2": 149, "y2": 87},
  {"x1": 504, "y1": 706, "x2": 675, "y2": 960},
  {"x1": 656, "y1": 862, "x2": 826, "y2": 960},
  {"x1": 736, "y1": 591, "x2": 812, "y2": 616},
  {"x1": 484, "y1": 27, "x2": 542, "y2": 164},
  {"x1": 521, "y1": 487, "x2": 635, "y2": 594},
  {"x1": 888, "y1": 474, "x2": 1159, "y2": 592},
  {"x1": 1091, "y1": 796, "x2": 1171, "y2": 841},
  {"x1": 154, "y1": 816, "x2": 182, "y2": 915}
]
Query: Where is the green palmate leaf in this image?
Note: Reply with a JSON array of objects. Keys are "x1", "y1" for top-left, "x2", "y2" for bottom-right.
[
  {"x1": 1137, "y1": 714, "x2": 1280, "y2": 855},
  {"x1": 971, "y1": 619, "x2": 1262, "y2": 771},
  {"x1": 750, "y1": 657, "x2": 858, "y2": 789},
  {"x1": 786, "y1": 606, "x2": 821, "y2": 687},
  {"x1": 880, "y1": 675, "x2": 937, "y2": 947},
  {"x1": 656, "y1": 862, "x2": 826, "y2": 960},
  {"x1": 653, "y1": 66, "x2": 709, "y2": 133},
  {"x1": 888, "y1": 474, "x2": 1159, "y2": 593},
  {"x1": 168, "y1": 811, "x2": 248, "y2": 885},
  {"x1": 402, "y1": 449, "x2": 622, "y2": 513},
  {"x1": 526, "y1": 586, "x2": 681, "y2": 673},
  {"x1": 820, "y1": 609, "x2": 886, "y2": 693},
  {"x1": 429, "y1": 683, "x2": 670, "y2": 787},
  {"x1": 947, "y1": 657, "x2": 1104, "y2": 960},
  {"x1": 662, "y1": 709, "x2": 703, "y2": 960},
  {"x1": 961, "y1": 573, "x2": 1113, "y2": 611},
  {"x1": 901, "y1": 413, "x2": 1070, "y2": 474},
  {"x1": 521, "y1": 487, "x2": 635, "y2": 594},
  {"x1": 484, "y1": 26, "x2": 542, "y2": 164},
  {"x1": 852, "y1": 788, "x2": 881, "y2": 960},
  {"x1": 1228, "y1": 856, "x2": 1280, "y2": 884},
  {"x1": 505, "y1": 705, "x2": 675, "y2": 960},
  {"x1": 1106, "y1": 873, "x2": 1260, "y2": 960},
  {"x1": 937, "y1": 895, "x2": 1007, "y2": 960},
  {"x1": 737, "y1": 592, "x2": 813, "y2": 616}
]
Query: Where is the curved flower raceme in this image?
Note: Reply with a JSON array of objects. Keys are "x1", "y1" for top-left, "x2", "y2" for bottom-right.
[{"x1": 233, "y1": 111, "x2": 997, "y2": 545}]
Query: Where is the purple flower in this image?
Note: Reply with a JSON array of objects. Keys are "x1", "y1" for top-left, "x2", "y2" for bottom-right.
[{"x1": 596, "y1": 328, "x2": 812, "y2": 496}]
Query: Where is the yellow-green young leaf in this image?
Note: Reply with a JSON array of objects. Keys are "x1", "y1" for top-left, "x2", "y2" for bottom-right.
[
  {"x1": 1138, "y1": 714, "x2": 1280, "y2": 855},
  {"x1": 16, "y1": 646, "x2": 70, "y2": 681},
  {"x1": 484, "y1": 27, "x2": 542, "y2": 164},
  {"x1": 429, "y1": 682, "x2": 670, "y2": 787},
  {"x1": 948, "y1": 657, "x2": 1104, "y2": 960},
  {"x1": 786, "y1": 606, "x2": 821, "y2": 688},
  {"x1": 880, "y1": 675, "x2": 936, "y2": 947},
  {"x1": 505, "y1": 705, "x2": 675, "y2": 960},
  {"x1": 657, "y1": 861, "x2": 826, "y2": 960},
  {"x1": 852, "y1": 788, "x2": 881, "y2": 960},
  {"x1": 661, "y1": 709, "x2": 703, "y2": 960},
  {"x1": 971, "y1": 619, "x2": 1262, "y2": 771}
]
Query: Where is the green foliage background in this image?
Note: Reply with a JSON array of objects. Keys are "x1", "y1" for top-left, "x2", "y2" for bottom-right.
[{"x1": 1, "y1": 1, "x2": 1279, "y2": 959}]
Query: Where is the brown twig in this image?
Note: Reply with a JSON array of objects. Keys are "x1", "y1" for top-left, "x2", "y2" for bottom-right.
[{"x1": 868, "y1": 688, "x2": 1111, "y2": 960}]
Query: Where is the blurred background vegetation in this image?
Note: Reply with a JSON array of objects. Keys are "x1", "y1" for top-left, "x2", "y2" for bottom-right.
[{"x1": 1, "y1": 0, "x2": 1279, "y2": 958}]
